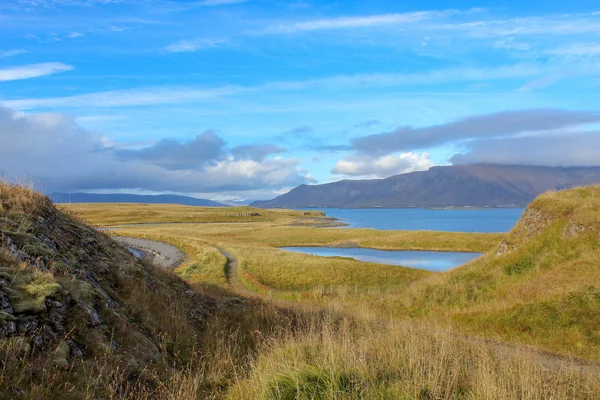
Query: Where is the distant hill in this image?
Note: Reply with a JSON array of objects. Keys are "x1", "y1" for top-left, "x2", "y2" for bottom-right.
[
  {"x1": 50, "y1": 192, "x2": 228, "y2": 207},
  {"x1": 251, "y1": 164, "x2": 600, "y2": 208}
]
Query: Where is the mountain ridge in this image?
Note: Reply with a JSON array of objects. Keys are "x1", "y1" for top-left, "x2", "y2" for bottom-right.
[
  {"x1": 252, "y1": 164, "x2": 600, "y2": 208},
  {"x1": 50, "y1": 192, "x2": 228, "y2": 207}
]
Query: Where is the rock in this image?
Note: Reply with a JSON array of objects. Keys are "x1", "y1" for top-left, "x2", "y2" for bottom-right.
[
  {"x1": 32, "y1": 335, "x2": 43, "y2": 348},
  {"x1": 0, "y1": 290, "x2": 14, "y2": 314},
  {"x1": 45, "y1": 298, "x2": 69, "y2": 333},
  {"x1": 78, "y1": 301, "x2": 104, "y2": 327},
  {"x1": 17, "y1": 315, "x2": 39, "y2": 334},
  {"x1": 67, "y1": 340, "x2": 83, "y2": 359},
  {"x1": 1, "y1": 320, "x2": 17, "y2": 336},
  {"x1": 562, "y1": 222, "x2": 588, "y2": 238},
  {"x1": 496, "y1": 240, "x2": 516, "y2": 256}
]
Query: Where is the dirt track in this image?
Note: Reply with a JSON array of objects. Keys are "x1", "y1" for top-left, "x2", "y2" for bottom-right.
[{"x1": 115, "y1": 236, "x2": 185, "y2": 268}]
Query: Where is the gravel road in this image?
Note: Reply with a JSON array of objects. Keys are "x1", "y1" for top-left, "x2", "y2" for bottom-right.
[{"x1": 115, "y1": 236, "x2": 185, "y2": 268}]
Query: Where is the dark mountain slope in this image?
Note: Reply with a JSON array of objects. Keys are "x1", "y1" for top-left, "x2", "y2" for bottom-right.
[
  {"x1": 252, "y1": 164, "x2": 600, "y2": 208},
  {"x1": 50, "y1": 192, "x2": 227, "y2": 207}
]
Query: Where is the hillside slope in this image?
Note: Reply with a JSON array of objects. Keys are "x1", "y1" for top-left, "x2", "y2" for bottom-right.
[
  {"x1": 403, "y1": 185, "x2": 600, "y2": 359},
  {"x1": 252, "y1": 164, "x2": 600, "y2": 208},
  {"x1": 0, "y1": 182, "x2": 222, "y2": 397},
  {"x1": 50, "y1": 192, "x2": 227, "y2": 207}
]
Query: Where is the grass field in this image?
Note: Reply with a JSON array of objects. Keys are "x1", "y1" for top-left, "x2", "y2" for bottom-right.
[
  {"x1": 66, "y1": 190, "x2": 600, "y2": 397},
  {"x1": 59, "y1": 203, "x2": 328, "y2": 226},
  {"x1": 101, "y1": 217, "x2": 500, "y2": 298}
]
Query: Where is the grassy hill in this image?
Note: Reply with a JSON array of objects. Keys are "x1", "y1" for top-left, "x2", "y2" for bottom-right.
[{"x1": 398, "y1": 186, "x2": 600, "y2": 359}]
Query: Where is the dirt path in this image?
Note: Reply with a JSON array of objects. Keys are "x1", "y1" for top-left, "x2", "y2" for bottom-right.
[
  {"x1": 115, "y1": 236, "x2": 185, "y2": 268},
  {"x1": 217, "y1": 248, "x2": 248, "y2": 290}
]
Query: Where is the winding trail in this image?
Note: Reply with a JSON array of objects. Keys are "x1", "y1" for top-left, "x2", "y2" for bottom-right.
[
  {"x1": 115, "y1": 236, "x2": 185, "y2": 268},
  {"x1": 217, "y1": 248, "x2": 256, "y2": 295}
]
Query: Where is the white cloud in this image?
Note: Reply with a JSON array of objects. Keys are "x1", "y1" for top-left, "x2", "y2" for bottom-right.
[
  {"x1": 196, "y1": 0, "x2": 247, "y2": 6},
  {"x1": 517, "y1": 74, "x2": 563, "y2": 92},
  {"x1": 546, "y1": 42, "x2": 600, "y2": 57},
  {"x1": 493, "y1": 39, "x2": 531, "y2": 51},
  {"x1": 3, "y1": 85, "x2": 243, "y2": 109},
  {"x1": 0, "y1": 49, "x2": 29, "y2": 58},
  {"x1": 0, "y1": 62, "x2": 74, "y2": 81},
  {"x1": 67, "y1": 32, "x2": 85, "y2": 38},
  {"x1": 260, "y1": 10, "x2": 457, "y2": 34},
  {"x1": 165, "y1": 38, "x2": 228, "y2": 53},
  {"x1": 438, "y1": 13, "x2": 600, "y2": 38},
  {"x1": 332, "y1": 152, "x2": 435, "y2": 178}
]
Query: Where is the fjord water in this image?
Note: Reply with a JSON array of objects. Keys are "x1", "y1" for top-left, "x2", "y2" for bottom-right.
[
  {"x1": 300, "y1": 208, "x2": 525, "y2": 233},
  {"x1": 281, "y1": 247, "x2": 482, "y2": 271}
]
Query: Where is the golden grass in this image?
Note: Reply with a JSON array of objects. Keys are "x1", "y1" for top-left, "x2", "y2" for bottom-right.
[
  {"x1": 59, "y1": 203, "x2": 325, "y2": 226},
  {"x1": 107, "y1": 221, "x2": 501, "y2": 252},
  {"x1": 229, "y1": 319, "x2": 600, "y2": 400},
  {"x1": 0, "y1": 180, "x2": 50, "y2": 215},
  {"x1": 234, "y1": 245, "x2": 428, "y2": 293}
]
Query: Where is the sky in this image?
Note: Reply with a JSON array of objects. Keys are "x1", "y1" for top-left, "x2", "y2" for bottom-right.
[{"x1": 1, "y1": 0, "x2": 600, "y2": 201}]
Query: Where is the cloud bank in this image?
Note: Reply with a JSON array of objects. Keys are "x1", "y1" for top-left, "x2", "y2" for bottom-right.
[
  {"x1": 333, "y1": 108, "x2": 600, "y2": 179},
  {"x1": 451, "y1": 132, "x2": 600, "y2": 167},
  {"x1": 0, "y1": 106, "x2": 310, "y2": 195},
  {"x1": 351, "y1": 109, "x2": 600, "y2": 155}
]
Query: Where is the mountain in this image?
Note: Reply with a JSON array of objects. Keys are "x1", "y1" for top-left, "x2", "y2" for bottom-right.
[
  {"x1": 251, "y1": 164, "x2": 600, "y2": 208},
  {"x1": 50, "y1": 192, "x2": 228, "y2": 207}
]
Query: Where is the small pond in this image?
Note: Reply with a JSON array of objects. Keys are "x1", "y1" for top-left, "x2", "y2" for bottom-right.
[
  {"x1": 127, "y1": 247, "x2": 145, "y2": 258},
  {"x1": 281, "y1": 247, "x2": 483, "y2": 272}
]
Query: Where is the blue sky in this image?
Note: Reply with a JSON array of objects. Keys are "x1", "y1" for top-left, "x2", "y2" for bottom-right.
[{"x1": 2, "y1": 0, "x2": 600, "y2": 200}]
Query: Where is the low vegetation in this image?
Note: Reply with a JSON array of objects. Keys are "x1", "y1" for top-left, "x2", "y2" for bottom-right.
[
  {"x1": 59, "y1": 203, "x2": 326, "y2": 226},
  {"x1": 2, "y1": 181, "x2": 600, "y2": 398}
]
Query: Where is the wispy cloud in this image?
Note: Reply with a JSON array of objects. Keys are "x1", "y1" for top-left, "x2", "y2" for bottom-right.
[
  {"x1": 0, "y1": 49, "x2": 29, "y2": 58},
  {"x1": 3, "y1": 85, "x2": 243, "y2": 109},
  {"x1": 196, "y1": 0, "x2": 247, "y2": 6},
  {"x1": 546, "y1": 42, "x2": 600, "y2": 57},
  {"x1": 165, "y1": 38, "x2": 228, "y2": 53},
  {"x1": 66, "y1": 32, "x2": 85, "y2": 38},
  {"x1": 259, "y1": 10, "x2": 457, "y2": 34},
  {"x1": 517, "y1": 74, "x2": 564, "y2": 92},
  {"x1": 5, "y1": 59, "x2": 600, "y2": 110},
  {"x1": 438, "y1": 13, "x2": 600, "y2": 38},
  {"x1": 0, "y1": 62, "x2": 74, "y2": 82},
  {"x1": 0, "y1": 0, "x2": 129, "y2": 10}
]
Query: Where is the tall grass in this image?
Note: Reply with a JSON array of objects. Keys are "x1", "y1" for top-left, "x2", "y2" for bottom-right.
[{"x1": 229, "y1": 319, "x2": 600, "y2": 399}]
